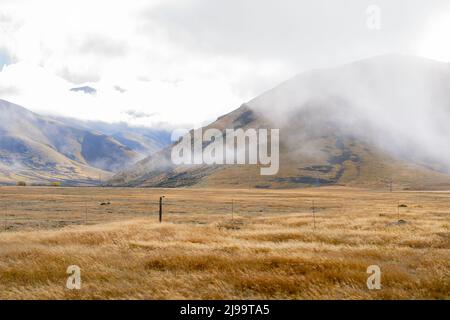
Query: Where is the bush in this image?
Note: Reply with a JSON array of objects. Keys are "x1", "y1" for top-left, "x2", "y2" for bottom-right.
[
  {"x1": 17, "y1": 181, "x2": 27, "y2": 187},
  {"x1": 51, "y1": 182, "x2": 62, "y2": 187}
]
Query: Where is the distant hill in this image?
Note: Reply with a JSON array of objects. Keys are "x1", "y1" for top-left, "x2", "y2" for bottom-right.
[
  {"x1": 52, "y1": 116, "x2": 171, "y2": 159},
  {"x1": 0, "y1": 99, "x2": 169, "y2": 185},
  {"x1": 110, "y1": 55, "x2": 450, "y2": 190}
]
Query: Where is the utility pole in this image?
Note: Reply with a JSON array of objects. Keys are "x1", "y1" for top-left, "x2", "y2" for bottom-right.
[{"x1": 159, "y1": 196, "x2": 165, "y2": 223}]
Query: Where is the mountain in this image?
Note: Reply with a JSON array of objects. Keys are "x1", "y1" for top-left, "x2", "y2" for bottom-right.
[
  {"x1": 0, "y1": 99, "x2": 166, "y2": 185},
  {"x1": 52, "y1": 117, "x2": 171, "y2": 158},
  {"x1": 110, "y1": 55, "x2": 450, "y2": 190}
]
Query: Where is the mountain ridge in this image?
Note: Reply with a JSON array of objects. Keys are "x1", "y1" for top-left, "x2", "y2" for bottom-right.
[{"x1": 0, "y1": 99, "x2": 169, "y2": 185}]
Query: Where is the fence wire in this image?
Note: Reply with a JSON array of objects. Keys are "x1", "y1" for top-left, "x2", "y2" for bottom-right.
[{"x1": 1, "y1": 192, "x2": 445, "y2": 232}]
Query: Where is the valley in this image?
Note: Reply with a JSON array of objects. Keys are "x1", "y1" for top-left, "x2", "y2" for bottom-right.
[{"x1": 0, "y1": 186, "x2": 448, "y2": 299}]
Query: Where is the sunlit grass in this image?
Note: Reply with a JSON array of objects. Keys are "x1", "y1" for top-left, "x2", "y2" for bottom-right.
[{"x1": 0, "y1": 186, "x2": 448, "y2": 299}]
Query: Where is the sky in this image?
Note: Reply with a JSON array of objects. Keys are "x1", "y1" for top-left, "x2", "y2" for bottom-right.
[{"x1": 0, "y1": 0, "x2": 449, "y2": 129}]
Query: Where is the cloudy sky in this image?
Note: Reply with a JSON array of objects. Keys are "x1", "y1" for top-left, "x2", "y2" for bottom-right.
[{"x1": 0, "y1": 0, "x2": 449, "y2": 128}]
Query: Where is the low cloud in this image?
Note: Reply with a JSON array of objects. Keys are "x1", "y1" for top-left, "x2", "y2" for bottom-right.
[
  {"x1": 125, "y1": 110, "x2": 157, "y2": 119},
  {"x1": 77, "y1": 34, "x2": 128, "y2": 57},
  {"x1": 0, "y1": 85, "x2": 19, "y2": 95},
  {"x1": 59, "y1": 66, "x2": 101, "y2": 85},
  {"x1": 114, "y1": 85, "x2": 126, "y2": 93},
  {"x1": 0, "y1": 0, "x2": 449, "y2": 129}
]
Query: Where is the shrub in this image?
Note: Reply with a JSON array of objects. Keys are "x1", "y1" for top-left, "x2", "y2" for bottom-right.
[{"x1": 17, "y1": 181, "x2": 27, "y2": 187}]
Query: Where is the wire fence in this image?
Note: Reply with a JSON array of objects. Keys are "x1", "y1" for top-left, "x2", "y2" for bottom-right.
[
  {"x1": 1, "y1": 191, "x2": 448, "y2": 232},
  {"x1": 0, "y1": 196, "x2": 331, "y2": 232}
]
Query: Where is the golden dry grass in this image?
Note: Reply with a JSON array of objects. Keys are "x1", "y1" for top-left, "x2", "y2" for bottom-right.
[{"x1": 0, "y1": 186, "x2": 448, "y2": 299}]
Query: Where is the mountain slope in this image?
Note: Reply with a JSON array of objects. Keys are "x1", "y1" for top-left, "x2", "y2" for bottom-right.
[
  {"x1": 52, "y1": 116, "x2": 171, "y2": 158},
  {"x1": 0, "y1": 99, "x2": 143, "y2": 185},
  {"x1": 110, "y1": 55, "x2": 450, "y2": 190}
]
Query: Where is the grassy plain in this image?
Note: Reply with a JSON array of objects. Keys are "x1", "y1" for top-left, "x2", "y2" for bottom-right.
[{"x1": 0, "y1": 186, "x2": 448, "y2": 299}]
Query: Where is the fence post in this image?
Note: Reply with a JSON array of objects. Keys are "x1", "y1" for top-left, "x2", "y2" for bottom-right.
[
  {"x1": 4, "y1": 205, "x2": 7, "y2": 231},
  {"x1": 85, "y1": 201, "x2": 88, "y2": 225},
  {"x1": 312, "y1": 200, "x2": 316, "y2": 230},
  {"x1": 232, "y1": 199, "x2": 234, "y2": 222},
  {"x1": 159, "y1": 196, "x2": 165, "y2": 223}
]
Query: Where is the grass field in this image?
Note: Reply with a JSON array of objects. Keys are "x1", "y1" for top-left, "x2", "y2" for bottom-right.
[{"x1": 0, "y1": 186, "x2": 448, "y2": 299}]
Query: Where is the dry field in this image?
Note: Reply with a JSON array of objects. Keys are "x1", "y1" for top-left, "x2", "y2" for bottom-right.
[{"x1": 0, "y1": 186, "x2": 448, "y2": 300}]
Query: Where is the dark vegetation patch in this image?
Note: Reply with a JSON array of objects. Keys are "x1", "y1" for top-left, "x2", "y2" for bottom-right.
[
  {"x1": 233, "y1": 110, "x2": 256, "y2": 129},
  {"x1": 255, "y1": 185, "x2": 272, "y2": 189},
  {"x1": 153, "y1": 166, "x2": 219, "y2": 188},
  {"x1": 279, "y1": 137, "x2": 363, "y2": 187},
  {"x1": 301, "y1": 165, "x2": 334, "y2": 173},
  {"x1": 275, "y1": 176, "x2": 335, "y2": 186}
]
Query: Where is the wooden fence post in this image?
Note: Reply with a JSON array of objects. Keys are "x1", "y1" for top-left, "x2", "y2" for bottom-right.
[
  {"x1": 159, "y1": 196, "x2": 165, "y2": 223},
  {"x1": 232, "y1": 199, "x2": 234, "y2": 222},
  {"x1": 4, "y1": 205, "x2": 7, "y2": 231},
  {"x1": 312, "y1": 200, "x2": 316, "y2": 230}
]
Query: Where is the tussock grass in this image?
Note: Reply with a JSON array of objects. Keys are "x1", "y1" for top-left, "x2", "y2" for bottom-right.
[{"x1": 0, "y1": 186, "x2": 449, "y2": 299}]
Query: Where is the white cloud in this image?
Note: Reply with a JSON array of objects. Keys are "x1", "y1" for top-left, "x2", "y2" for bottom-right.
[{"x1": 0, "y1": 0, "x2": 448, "y2": 128}]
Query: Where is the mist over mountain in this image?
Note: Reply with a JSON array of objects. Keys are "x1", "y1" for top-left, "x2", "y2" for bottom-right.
[
  {"x1": 249, "y1": 54, "x2": 450, "y2": 171},
  {"x1": 110, "y1": 55, "x2": 450, "y2": 190},
  {"x1": 0, "y1": 99, "x2": 170, "y2": 185},
  {"x1": 51, "y1": 116, "x2": 172, "y2": 158}
]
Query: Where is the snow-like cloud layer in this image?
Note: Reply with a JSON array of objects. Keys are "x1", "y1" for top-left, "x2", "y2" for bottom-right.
[{"x1": 0, "y1": 0, "x2": 449, "y2": 128}]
